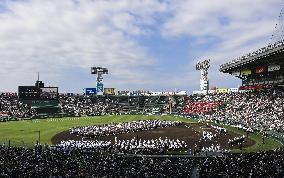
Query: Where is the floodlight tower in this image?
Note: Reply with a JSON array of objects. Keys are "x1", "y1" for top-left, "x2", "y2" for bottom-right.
[
  {"x1": 167, "y1": 96, "x2": 173, "y2": 114},
  {"x1": 91, "y1": 67, "x2": 108, "y2": 95},
  {"x1": 196, "y1": 59, "x2": 210, "y2": 91}
]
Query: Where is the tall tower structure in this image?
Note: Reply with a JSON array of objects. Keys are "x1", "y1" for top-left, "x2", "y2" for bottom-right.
[
  {"x1": 91, "y1": 67, "x2": 108, "y2": 95},
  {"x1": 196, "y1": 59, "x2": 210, "y2": 91}
]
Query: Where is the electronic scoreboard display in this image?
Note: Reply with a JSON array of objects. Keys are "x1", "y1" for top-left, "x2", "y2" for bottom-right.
[
  {"x1": 18, "y1": 86, "x2": 41, "y2": 100},
  {"x1": 18, "y1": 81, "x2": 60, "y2": 114},
  {"x1": 18, "y1": 86, "x2": 58, "y2": 100}
]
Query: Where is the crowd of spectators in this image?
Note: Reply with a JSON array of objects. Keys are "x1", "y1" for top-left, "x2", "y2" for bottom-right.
[
  {"x1": 184, "y1": 91, "x2": 284, "y2": 133},
  {"x1": 183, "y1": 101, "x2": 221, "y2": 114},
  {"x1": 0, "y1": 93, "x2": 36, "y2": 121},
  {"x1": 1, "y1": 90, "x2": 284, "y2": 176},
  {"x1": 0, "y1": 93, "x2": 185, "y2": 120},
  {"x1": 1, "y1": 90, "x2": 284, "y2": 136},
  {"x1": 0, "y1": 145, "x2": 283, "y2": 177},
  {"x1": 2, "y1": 90, "x2": 284, "y2": 137},
  {"x1": 70, "y1": 120, "x2": 181, "y2": 138},
  {"x1": 59, "y1": 95, "x2": 115, "y2": 116},
  {"x1": 198, "y1": 148, "x2": 284, "y2": 178},
  {"x1": 59, "y1": 94, "x2": 185, "y2": 116}
]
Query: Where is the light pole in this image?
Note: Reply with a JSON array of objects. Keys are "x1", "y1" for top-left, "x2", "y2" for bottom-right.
[
  {"x1": 35, "y1": 130, "x2": 41, "y2": 145},
  {"x1": 91, "y1": 67, "x2": 108, "y2": 95},
  {"x1": 196, "y1": 59, "x2": 210, "y2": 92},
  {"x1": 20, "y1": 129, "x2": 25, "y2": 147}
]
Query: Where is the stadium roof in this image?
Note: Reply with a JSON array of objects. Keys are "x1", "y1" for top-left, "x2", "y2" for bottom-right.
[{"x1": 220, "y1": 43, "x2": 284, "y2": 73}]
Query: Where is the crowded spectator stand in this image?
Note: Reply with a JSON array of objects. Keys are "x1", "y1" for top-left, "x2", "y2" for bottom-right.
[{"x1": 0, "y1": 144, "x2": 284, "y2": 177}]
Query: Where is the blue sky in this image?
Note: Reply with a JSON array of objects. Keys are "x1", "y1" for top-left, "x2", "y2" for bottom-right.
[{"x1": 0, "y1": 0, "x2": 283, "y2": 93}]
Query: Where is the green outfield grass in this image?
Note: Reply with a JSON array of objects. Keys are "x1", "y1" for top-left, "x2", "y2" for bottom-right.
[{"x1": 0, "y1": 115, "x2": 282, "y2": 152}]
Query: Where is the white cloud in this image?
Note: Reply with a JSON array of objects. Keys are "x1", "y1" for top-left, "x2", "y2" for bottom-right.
[
  {"x1": 161, "y1": 0, "x2": 283, "y2": 91},
  {"x1": 0, "y1": 0, "x2": 282, "y2": 92},
  {"x1": 0, "y1": 0, "x2": 168, "y2": 91}
]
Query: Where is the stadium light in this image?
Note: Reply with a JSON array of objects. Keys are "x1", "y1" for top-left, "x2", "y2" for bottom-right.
[
  {"x1": 35, "y1": 130, "x2": 41, "y2": 145},
  {"x1": 196, "y1": 59, "x2": 210, "y2": 91},
  {"x1": 91, "y1": 67, "x2": 108, "y2": 82},
  {"x1": 91, "y1": 67, "x2": 108, "y2": 94}
]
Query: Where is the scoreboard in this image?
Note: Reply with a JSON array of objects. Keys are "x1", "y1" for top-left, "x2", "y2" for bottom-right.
[
  {"x1": 18, "y1": 81, "x2": 60, "y2": 115},
  {"x1": 18, "y1": 86, "x2": 40, "y2": 100},
  {"x1": 18, "y1": 86, "x2": 58, "y2": 100},
  {"x1": 40, "y1": 87, "x2": 58, "y2": 100}
]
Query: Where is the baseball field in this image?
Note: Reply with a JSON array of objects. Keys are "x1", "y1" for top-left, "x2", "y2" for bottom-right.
[{"x1": 0, "y1": 115, "x2": 281, "y2": 153}]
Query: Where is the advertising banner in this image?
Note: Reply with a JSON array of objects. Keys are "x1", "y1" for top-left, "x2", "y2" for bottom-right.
[
  {"x1": 268, "y1": 65, "x2": 281, "y2": 72},
  {"x1": 231, "y1": 71, "x2": 240, "y2": 76},
  {"x1": 192, "y1": 91, "x2": 203, "y2": 95},
  {"x1": 104, "y1": 88, "x2": 115, "y2": 95},
  {"x1": 117, "y1": 91, "x2": 130, "y2": 96},
  {"x1": 40, "y1": 87, "x2": 58, "y2": 99},
  {"x1": 130, "y1": 91, "x2": 142, "y2": 96},
  {"x1": 96, "y1": 83, "x2": 104, "y2": 93},
  {"x1": 216, "y1": 88, "x2": 229, "y2": 93},
  {"x1": 229, "y1": 88, "x2": 239, "y2": 92},
  {"x1": 30, "y1": 100, "x2": 59, "y2": 107},
  {"x1": 255, "y1": 66, "x2": 266, "y2": 73},
  {"x1": 85, "y1": 88, "x2": 97, "y2": 95},
  {"x1": 240, "y1": 69, "x2": 252, "y2": 76}
]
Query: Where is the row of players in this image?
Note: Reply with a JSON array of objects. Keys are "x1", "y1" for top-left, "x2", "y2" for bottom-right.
[
  {"x1": 64, "y1": 120, "x2": 244, "y2": 155},
  {"x1": 55, "y1": 137, "x2": 189, "y2": 155},
  {"x1": 67, "y1": 120, "x2": 234, "y2": 154},
  {"x1": 70, "y1": 120, "x2": 181, "y2": 137}
]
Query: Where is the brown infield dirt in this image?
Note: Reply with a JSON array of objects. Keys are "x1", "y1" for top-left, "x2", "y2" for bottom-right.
[{"x1": 51, "y1": 123, "x2": 256, "y2": 150}]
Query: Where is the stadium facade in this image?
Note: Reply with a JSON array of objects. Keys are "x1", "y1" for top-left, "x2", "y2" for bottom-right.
[{"x1": 220, "y1": 40, "x2": 284, "y2": 90}]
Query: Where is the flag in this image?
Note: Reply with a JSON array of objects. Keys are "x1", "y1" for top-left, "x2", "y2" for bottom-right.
[
  {"x1": 268, "y1": 65, "x2": 280, "y2": 72},
  {"x1": 231, "y1": 71, "x2": 240, "y2": 76},
  {"x1": 240, "y1": 69, "x2": 252, "y2": 76},
  {"x1": 255, "y1": 66, "x2": 266, "y2": 73}
]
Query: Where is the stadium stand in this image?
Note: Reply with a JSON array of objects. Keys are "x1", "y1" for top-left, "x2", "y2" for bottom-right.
[
  {"x1": 0, "y1": 145, "x2": 283, "y2": 178},
  {"x1": 1, "y1": 90, "x2": 284, "y2": 177},
  {"x1": 0, "y1": 93, "x2": 36, "y2": 121},
  {"x1": 1, "y1": 3, "x2": 284, "y2": 178},
  {"x1": 186, "y1": 91, "x2": 284, "y2": 133},
  {"x1": 1, "y1": 90, "x2": 284, "y2": 134}
]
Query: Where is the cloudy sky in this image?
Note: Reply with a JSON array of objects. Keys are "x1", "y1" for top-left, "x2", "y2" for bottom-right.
[{"x1": 0, "y1": 0, "x2": 282, "y2": 93}]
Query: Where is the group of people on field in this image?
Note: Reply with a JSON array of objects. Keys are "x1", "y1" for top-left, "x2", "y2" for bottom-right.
[
  {"x1": 70, "y1": 120, "x2": 181, "y2": 137},
  {"x1": 55, "y1": 136, "x2": 187, "y2": 154}
]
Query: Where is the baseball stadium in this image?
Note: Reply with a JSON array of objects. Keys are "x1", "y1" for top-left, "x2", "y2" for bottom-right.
[{"x1": 1, "y1": 1, "x2": 284, "y2": 178}]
